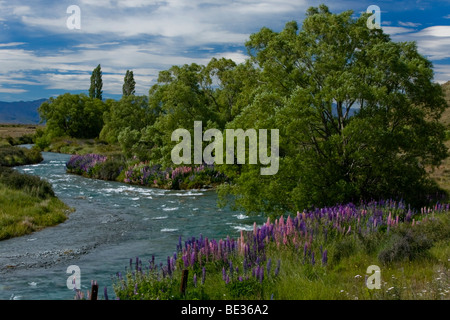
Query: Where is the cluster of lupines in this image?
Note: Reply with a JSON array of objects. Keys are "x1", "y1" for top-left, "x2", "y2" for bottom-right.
[
  {"x1": 114, "y1": 200, "x2": 449, "y2": 299},
  {"x1": 66, "y1": 154, "x2": 107, "y2": 176},
  {"x1": 124, "y1": 163, "x2": 168, "y2": 185},
  {"x1": 123, "y1": 161, "x2": 227, "y2": 190}
]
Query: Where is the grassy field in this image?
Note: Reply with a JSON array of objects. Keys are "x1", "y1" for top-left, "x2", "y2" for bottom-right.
[
  {"x1": 0, "y1": 124, "x2": 43, "y2": 147},
  {"x1": 0, "y1": 124, "x2": 41, "y2": 139}
]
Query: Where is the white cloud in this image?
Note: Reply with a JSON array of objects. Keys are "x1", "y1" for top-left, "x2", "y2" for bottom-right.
[
  {"x1": 0, "y1": 86, "x2": 27, "y2": 94},
  {"x1": 433, "y1": 65, "x2": 450, "y2": 83},
  {"x1": 214, "y1": 51, "x2": 248, "y2": 64},
  {"x1": 415, "y1": 26, "x2": 450, "y2": 37},
  {"x1": 0, "y1": 42, "x2": 26, "y2": 47},
  {"x1": 398, "y1": 21, "x2": 421, "y2": 27},
  {"x1": 12, "y1": 5, "x2": 31, "y2": 16},
  {"x1": 386, "y1": 25, "x2": 450, "y2": 62},
  {"x1": 382, "y1": 26, "x2": 415, "y2": 35}
]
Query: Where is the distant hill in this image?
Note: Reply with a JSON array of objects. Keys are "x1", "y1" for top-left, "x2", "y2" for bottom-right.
[{"x1": 0, "y1": 99, "x2": 47, "y2": 124}]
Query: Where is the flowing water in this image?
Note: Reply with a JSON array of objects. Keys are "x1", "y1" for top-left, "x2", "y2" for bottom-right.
[{"x1": 0, "y1": 150, "x2": 265, "y2": 300}]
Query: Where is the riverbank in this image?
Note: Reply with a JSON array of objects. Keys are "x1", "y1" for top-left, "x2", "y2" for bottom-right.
[
  {"x1": 0, "y1": 144, "x2": 72, "y2": 241},
  {"x1": 36, "y1": 137, "x2": 225, "y2": 190},
  {"x1": 113, "y1": 200, "x2": 450, "y2": 300},
  {"x1": 0, "y1": 164, "x2": 72, "y2": 241}
]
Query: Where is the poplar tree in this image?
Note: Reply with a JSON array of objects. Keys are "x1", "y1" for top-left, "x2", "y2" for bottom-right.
[
  {"x1": 122, "y1": 70, "x2": 136, "y2": 97},
  {"x1": 89, "y1": 64, "x2": 103, "y2": 100}
]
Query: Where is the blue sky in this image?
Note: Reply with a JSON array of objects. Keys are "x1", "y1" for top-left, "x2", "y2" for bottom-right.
[{"x1": 0, "y1": 0, "x2": 449, "y2": 102}]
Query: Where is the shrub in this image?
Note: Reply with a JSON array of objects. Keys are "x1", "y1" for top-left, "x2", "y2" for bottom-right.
[
  {"x1": 0, "y1": 146, "x2": 43, "y2": 166},
  {"x1": 378, "y1": 228, "x2": 433, "y2": 265},
  {"x1": 331, "y1": 238, "x2": 357, "y2": 263},
  {"x1": 0, "y1": 167, "x2": 55, "y2": 199},
  {"x1": 94, "y1": 158, "x2": 126, "y2": 181}
]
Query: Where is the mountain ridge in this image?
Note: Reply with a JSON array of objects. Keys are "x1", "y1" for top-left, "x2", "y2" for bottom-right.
[{"x1": 0, "y1": 98, "x2": 47, "y2": 124}]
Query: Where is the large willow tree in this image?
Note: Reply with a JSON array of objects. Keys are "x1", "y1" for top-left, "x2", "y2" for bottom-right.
[{"x1": 218, "y1": 5, "x2": 448, "y2": 216}]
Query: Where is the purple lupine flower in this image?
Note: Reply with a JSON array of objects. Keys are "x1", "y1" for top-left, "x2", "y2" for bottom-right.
[
  {"x1": 167, "y1": 256, "x2": 172, "y2": 276},
  {"x1": 259, "y1": 267, "x2": 264, "y2": 284},
  {"x1": 311, "y1": 252, "x2": 315, "y2": 265},
  {"x1": 222, "y1": 267, "x2": 226, "y2": 281},
  {"x1": 193, "y1": 274, "x2": 197, "y2": 288},
  {"x1": 229, "y1": 261, "x2": 233, "y2": 277},
  {"x1": 274, "y1": 260, "x2": 281, "y2": 277},
  {"x1": 322, "y1": 249, "x2": 328, "y2": 266}
]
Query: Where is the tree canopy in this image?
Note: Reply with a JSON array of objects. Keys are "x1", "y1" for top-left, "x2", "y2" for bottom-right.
[
  {"x1": 217, "y1": 5, "x2": 448, "y2": 215},
  {"x1": 38, "y1": 93, "x2": 108, "y2": 140}
]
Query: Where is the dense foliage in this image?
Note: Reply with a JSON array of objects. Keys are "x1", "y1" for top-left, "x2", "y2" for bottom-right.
[
  {"x1": 37, "y1": 93, "x2": 108, "y2": 143},
  {"x1": 0, "y1": 145, "x2": 43, "y2": 167},
  {"x1": 217, "y1": 5, "x2": 448, "y2": 214},
  {"x1": 0, "y1": 166, "x2": 54, "y2": 199}
]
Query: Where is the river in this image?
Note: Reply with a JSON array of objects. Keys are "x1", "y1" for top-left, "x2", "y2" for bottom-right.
[{"x1": 0, "y1": 150, "x2": 265, "y2": 300}]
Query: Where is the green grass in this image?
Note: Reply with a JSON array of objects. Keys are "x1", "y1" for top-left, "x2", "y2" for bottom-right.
[
  {"x1": 0, "y1": 185, "x2": 71, "y2": 240},
  {"x1": 0, "y1": 164, "x2": 72, "y2": 240}
]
